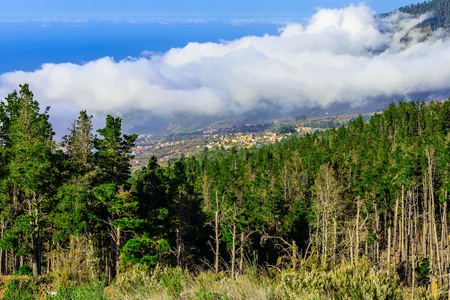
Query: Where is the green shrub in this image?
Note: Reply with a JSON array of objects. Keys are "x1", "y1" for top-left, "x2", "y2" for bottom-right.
[
  {"x1": 160, "y1": 267, "x2": 192, "y2": 299},
  {"x1": 194, "y1": 283, "x2": 228, "y2": 300},
  {"x1": 13, "y1": 264, "x2": 33, "y2": 276},
  {"x1": 415, "y1": 258, "x2": 430, "y2": 286},
  {"x1": 50, "y1": 280, "x2": 107, "y2": 300},
  {"x1": 277, "y1": 258, "x2": 403, "y2": 300},
  {"x1": 111, "y1": 263, "x2": 164, "y2": 298},
  {"x1": 3, "y1": 277, "x2": 37, "y2": 300},
  {"x1": 121, "y1": 238, "x2": 170, "y2": 266},
  {"x1": 48, "y1": 235, "x2": 99, "y2": 287}
]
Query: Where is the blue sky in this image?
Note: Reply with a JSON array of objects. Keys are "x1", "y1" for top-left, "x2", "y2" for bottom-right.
[{"x1": 0, "y1": 1, "x2": 413, "y2": 19}]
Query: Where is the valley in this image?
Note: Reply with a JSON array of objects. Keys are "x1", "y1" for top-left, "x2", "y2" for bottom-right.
[{"x1": 130, "y1": 113, "x2": 364, "y2": 167}]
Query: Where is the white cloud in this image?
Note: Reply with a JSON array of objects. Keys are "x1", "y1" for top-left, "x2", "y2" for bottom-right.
[
  {"x1": 1, "y1": 4, "x2": 449, "y2": 130},
  {"x1": 228, "y1": 18, "x2": 298, "y2": 26}
]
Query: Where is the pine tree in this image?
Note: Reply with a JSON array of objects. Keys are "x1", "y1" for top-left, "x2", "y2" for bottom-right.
[
  {"x1": 53, "y1": 111, "x2": 97, "y2": 240},
  {"x1": 93, "y1": 115, "x2": 138, "y2": 280},
  {"x1": 4, "y1": 84, "x2": 55, "y2": 277}
]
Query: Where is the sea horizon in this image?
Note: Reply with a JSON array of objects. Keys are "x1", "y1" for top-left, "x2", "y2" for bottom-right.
[{"x1": 0, "y1": 18, "x2": 287, "y2": 74}]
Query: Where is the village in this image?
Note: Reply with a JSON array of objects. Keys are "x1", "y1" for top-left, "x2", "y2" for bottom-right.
[{"x1": 131, "y1": 125, "x2": 319, "y2": 168}]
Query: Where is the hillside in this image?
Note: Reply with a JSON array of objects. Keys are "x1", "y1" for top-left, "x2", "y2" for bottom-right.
[
  {"x1": 399, "y1": 0, "x2": 450, "y2": 29},
  {"x1": 3, "y1": 1, "x2": 450, "y2": 297},
  {"x1": 2, "y1": 85, "x2": 450, "y2": 298},
  {"x1": 129, "y1": 113, "x2": 368, "y2": 168}
]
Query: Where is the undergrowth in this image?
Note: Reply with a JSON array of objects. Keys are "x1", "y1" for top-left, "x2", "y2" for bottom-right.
[
  {"x1": 107, "y1": 258, "x2": 425, "y2": 299},
  {"x1": 0, "y1": 258, "x2": 439, "y2": 299}
]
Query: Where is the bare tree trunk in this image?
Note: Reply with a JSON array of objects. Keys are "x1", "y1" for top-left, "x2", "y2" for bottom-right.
[
  {"x1": 333, "y1": 217, "x2": 337, "y2": 266},
  {"x1": 32, "y1": 231, "x2": 41, "y2": 277},
  {"x1": 239, "y1": 232, "x2": 245, "y2": 274},
  {"x1": 316, "y1": 201, "x2": 321, "y2": 257},
  {"x1": 211, "y1": 191, "x2": 225, "y2": 274},
  {"x1": 414, "y1": 188, "x2": 418, "y2": 258},
  {"x1": 431, "y1": 188, "x2": 443, "y2": 282},
  {"x1": 314, "y1": 164, "x2": 342, "y2": 265},
  {"x1": 46, "y1": 240, "x2": 51, "y2": 275},
  {"x1": 375, "y1": 203, "x2": 380, "y2": 263},
  {"x1": 406, "y1": 191, "x2": 412, "y2": 284},
  {"x1": 176, "y1": 190, "x2": 187, "y2": 269},
  {"x1": 105, "y1": 254, "x2": 110, "y2": 282},
  {"x1": 14, "y1": 254, "x2": 19, "y2": 273},
  {"x1": 0, "y1": 228, "x2": 4, "y2": 275},
  {"x1": 387, "y1": 226, "x2": 391, "y2": 265},
  {"x1": 231, "y1": 222, "x2": 236, "y2": 279},
  {"x1": 324, "y1": 217, "x2": 328, "y2": 267},
  {"x1": 433, "y1": 209, "x2": 442, "y2": 280},
  {"x1": 384, "y1": 205, "x2": 388, "y2": 263},
  {"x1": 355, "y1": 197, "x2": 360, "y2": 261},
  {"x1": 5, "y1": 250, "x2": 9, "y2": 275},
  {"x1": 0, "y1": 223, "x2": 4, "y2": 275},
  {"x1": 442, "y1": 195, "x2": 450, "y2": 290},
  {"x1": 31, "y1": 199, "x2": 41, "y2": 278},
  {"x1": 426, "y1": 146, "x2": 441, "y2": 280},
  {"x1": 292, "y1": 241, "x2": 298, "y2": 269},
  {"x1": 214, "y1": 209, "x2": 220, "y2": 274},
  {"x1": 400, "y1": 185, "x2": 405, "y2": 263},
  {"x1": 227, "y1": 204, "x2": 239, "y2": 279},
  {"x1": 412, "y1": 251, "x2": 415, "y2": 299},
  {"x1": 393, "y1": 196, "x2": 399, "y2": 266},
  {"x1": 422, "y1": 184, "x2": 428, "y2": 261},
  {"x1": 428, "y1": 180, "x2": 434, "y2": 270},
  {"x1": 116, "y1": 227, "x2": 121, "y2": 276},
  {"x1": 109, "y1": 235, "x2": 117, "y2": 280},
  {"x1": 441, "y1": 200, "x2": 447, "y2": 279},
  {"x1": 0, "y1": 249, "x2": 4, "y2": 275},
  {"x1": 349, "y1": 228, "x2": 354, "y2": 266},
  {"x1": 176, "y1": 227, "x2": 183, "y2": 268}
]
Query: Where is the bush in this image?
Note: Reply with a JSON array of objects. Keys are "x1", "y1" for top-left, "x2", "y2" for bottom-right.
[
  {"x1": 111, "y1": 263, "x2": 165, "y2": 298},
  {"x1": 160, "y1": 267, "x2": 193, "y2": 299},
  {"x1": 50, "y1": 280, "x2": 107, "y2": 300},
  {"x1": 13, "y1": 264, "x2": 33, "y2": 276},
  {"x1": 48, "y1": 235, "x2": 99, "y2": 287},
  {"x1": 193, "y1": 282, "x2": 228, "y2": 300},
  {"x1": 277, "y1": 258, "x2": 403, "y2": 299},
  {"x1": 121, "y1": 238, "x2": 170, "y2": 266},
  {"x1": 3, "y1": 277, "x2": 37, "y2": 300},
  {"x1": 415, "y1": 258, "x2": 430, "y2": 286}
]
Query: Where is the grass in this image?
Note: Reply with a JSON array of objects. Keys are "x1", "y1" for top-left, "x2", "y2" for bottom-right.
[{"x1": 0, "y1": 258, "x2": 439, "y2": 299}]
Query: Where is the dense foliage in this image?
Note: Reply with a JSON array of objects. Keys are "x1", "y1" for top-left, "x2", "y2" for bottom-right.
[
  {"x1": 399, "y1": 0, "x2": 450, "y2": 29},
  {"x1": 1, "y1": 85, "x2": 450, "y2": 297}
]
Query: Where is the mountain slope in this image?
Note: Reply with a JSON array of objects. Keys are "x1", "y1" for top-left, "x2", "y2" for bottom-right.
[{"x1": 399, "y1": 0, "x2": 450, "y2": 29}]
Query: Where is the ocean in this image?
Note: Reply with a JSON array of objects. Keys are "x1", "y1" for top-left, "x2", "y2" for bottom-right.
[{"x1": 0, "y1": 20, "x2": 282, "y2": 74}]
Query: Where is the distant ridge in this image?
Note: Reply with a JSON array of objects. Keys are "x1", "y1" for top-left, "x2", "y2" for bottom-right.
[{"x1": 399, "y1": 0, "x2": 450, "y2": 29}]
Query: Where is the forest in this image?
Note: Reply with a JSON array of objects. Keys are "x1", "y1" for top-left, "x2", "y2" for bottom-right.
[
  {"x1": 1, "y1": 84, "x2": 450, "y2": 298},
  {"x1": 399, "y1": 0, "x2": 450, "y2": 29}
]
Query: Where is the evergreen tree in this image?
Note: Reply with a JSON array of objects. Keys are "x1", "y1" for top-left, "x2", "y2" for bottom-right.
[
  {"x1": 93, "y1": 115, "x2": 138, "y2": 280},
  {"x1": 53, "y1": 111, "x2": 97, "y2": 240},
  {"x1": 3, "y1": 84, "x2": 55, "y2": 277},
  {"x1": 123, "y1": 156, "x2": 171, "y2": 267}
]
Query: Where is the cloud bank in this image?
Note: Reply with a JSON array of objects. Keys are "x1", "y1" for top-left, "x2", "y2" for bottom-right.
[{"x1": 1, "y1": 4, "x2": 449, "y2": 125}]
